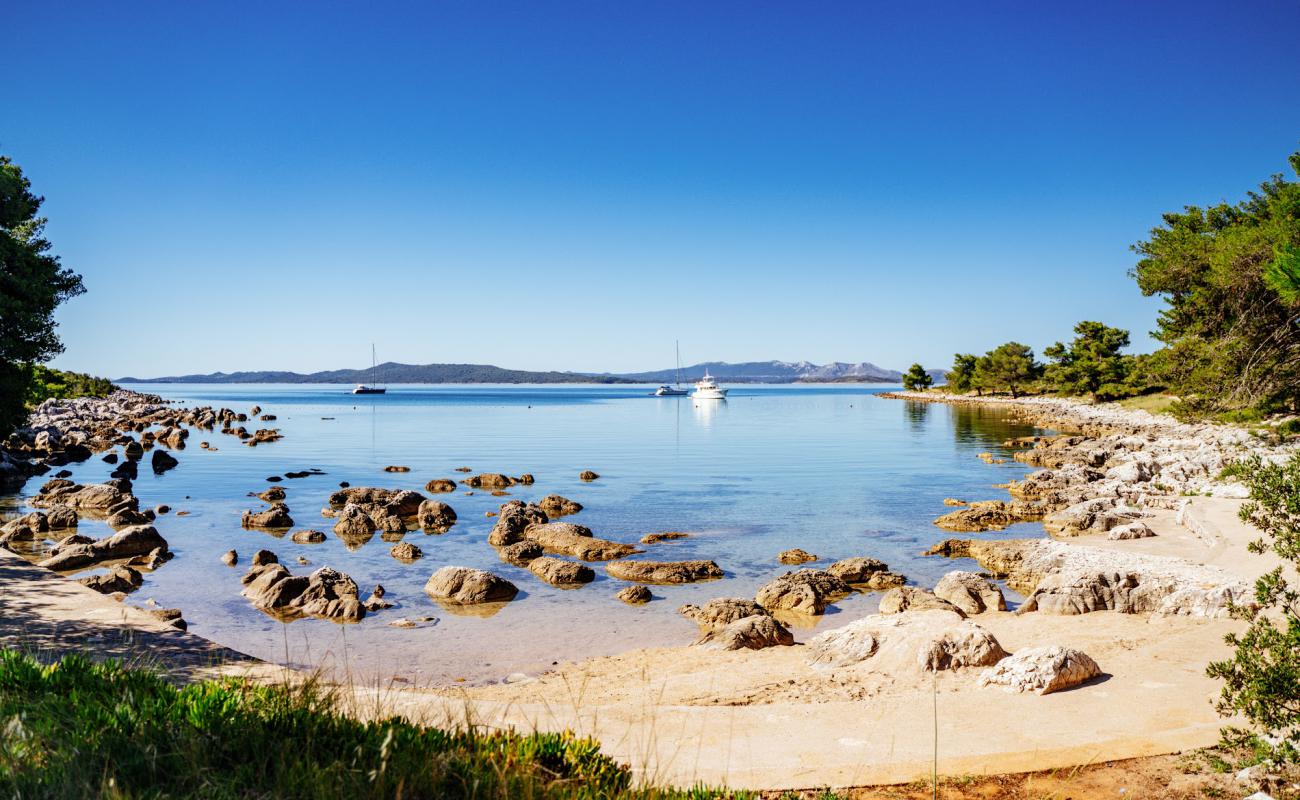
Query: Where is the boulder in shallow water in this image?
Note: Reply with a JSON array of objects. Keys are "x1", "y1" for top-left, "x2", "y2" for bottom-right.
[
  {"x1": 754, "y1": 569, "x2": 850, "y2": 615},
  {"x1": 150, "y1": 449, "x2": 178, "y2": 474},
  {"x1": 417, "y1": 500, "x2": 457, "y2": 533},
  {"x1": 524, "y1": 522, "x2": 639, "y2": 561},
  {"x1": 606, "y1": 559, "x2": 723, "y2": 584},
  {"x1": 390, "y1": 541, "x2": 423, "y2": 562},
  {"x1": 221, "y1": 549, "x2": 238, "y2": 566},
  {"x1": 616, "y1": 585, "x2": 651, "y2": 604},
  {"x1": 579, "y1": 470, "x2": 600, "y2": 481},
  {"x1": 40, "y1": 525, "x2": 168, "y2": 571},
  {"x1": 332, "y1": 503, "x2": 375, "y2": 539},
  {"x1": 424, "y1": 566, "x2": 519, "y2": 605},
  {"x1": 291, "y1": 529, "x2": 327, "y2": 544},
  {"x1": 497, "y1": 540, "x2": 543, "y2": 566},
  {"x1": 538, "y1": 494, "x2": 583, "y2": 517},
  {"x1": 825, "y1": 557, "x2": 905, "y2": 589},
  {"x1": 978, "y1": 645, "x2": 1101, "y2": 695},
  {"x1": 79, "y1": 565, "x2": 143, "y2": 594},
  {"x1": 462, "y1": 473, "x2": 515, "y2": 489},
  {"x1": 241, "y1": 504, "x2": 294, "y2": 529},
  {"x1": 527, "y1": 556, "x2": 595, "y2": 586},
  {"x1": 679, "y1": 598, "x2": 768, "y2": 630},
  {"x1": 424, "y1": 478, "x2": 457, "y2": 493},
  {"x1": 778, "y1": 548, "x2": 817, "y2": 565},
  {"x1": 488, "y1": 500, "x2": 548, "y2": 546}
]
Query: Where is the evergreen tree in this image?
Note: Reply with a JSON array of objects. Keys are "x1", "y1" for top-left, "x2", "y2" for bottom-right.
[
  {"x1": 1043, "y1": 321, "x2": 1133, "y2": 399},
  {"x1": 0, "y1": 156, "x2": 84, "y2": 433},
  {"x1": 946, "y1": 353, "x2": 978, "y2": 393},
  {"x1": 902, "y1": 363, "x2": 932, "y2": 391},
  {"x1": 978, "y1": 342, "x2": 1039, "y2": 397}
]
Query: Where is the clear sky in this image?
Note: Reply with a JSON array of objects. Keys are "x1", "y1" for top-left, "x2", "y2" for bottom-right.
[{"x1": 7, "y1": 1, "x2": 1300, "y2": 378}]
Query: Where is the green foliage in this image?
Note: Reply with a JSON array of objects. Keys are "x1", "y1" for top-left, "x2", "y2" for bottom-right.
[
  {"x1": 901, "y1": 362, "x2": 932, "y2": 391},
  {"x1": 1131, "y1": 149, "x2": 1300, "y2": 414},
  {"x1": 23, "y1": 364, "x2": 117, "y2": 406},
  {"x1": 1207, "y1": 454, "x2": 1300, "y2": 764},
  {"x1": 945, "y1": 353, "x2": 978, "y2": 393},
  {"x1": 0, "y1": 649, "x2": 813, "y2": 799},
  {"x1": 973, "y1": 342, "x2": 1040, "y2": 398},
  {"x1": 1042, "y1": 321, "x2": 1134, "y2": 399},
  {"x1": 0, "y1": 155, "x2": 85, "y2": 434}
]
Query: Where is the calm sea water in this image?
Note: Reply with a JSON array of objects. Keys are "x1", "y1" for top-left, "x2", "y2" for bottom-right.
[{"x1": 8, "y1": 384, "x2": 1048, "y2": 685}]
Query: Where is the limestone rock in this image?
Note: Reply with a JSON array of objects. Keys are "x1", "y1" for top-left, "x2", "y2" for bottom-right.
[
  {"x1": 416, "y1": 500, "x2": 457, "y2": 533},
  {"x1": 40, "y1": 525, "x2": 168, "y2": 571},
  {"x1": 616, "y1": 585, "x2": 651, "y2": 604},
  {"x1": 755, "y1": 569, "x2": 850, "y2": 615},
  {"x1": 79, "y1": 566, "x2": 143, "y2": 594},
  {"x1": 679, "y1": 598, "x2": 768, "y2": 630},
  {"x1": 879, "y1": 586, "x2": 966, "y2": 617},
  {"x1": 291, "y1": 529, "x2": 327, "y2": 544},
  {"x1": 424, "y1": 566, "x2": 519, "y2": 605},
  {"x1": 606, "y1": 559, "x2": 723, "y2": 584},
  {"x1": 424, "y1": 478, "x2": 457, "y2": 493},
  {"x1": 538, "y1": 494, "x2": 583, "y2": 517},
  {"x1": 933, "y1": 571, "x2": 1006, "y2": 614},
  {"x1": 528, "y1": 556, "x2": 595, "y2": 586},
  {"x1": 241, "y1": 504, "x2": 294, "y2": 529},
  {"x1": 150, "y1": 449, "x2": 178, "y2": 473},
  {"x1": 640, "y1": 531, "x2": 689, "y2": 544},
  {"x1": 488, "y1": 500, "x2": 548, "y2": 546},
  {"x1": 1108, "y1": 521, "x2": 1156, "y2": 540},
  {"x1": 806, "y1": 610, "x2": 1007, "y2": 672},
  {"x1": 524, "y1": 522, "x2": 639, "y2": 561},
  {"x1": 497, "y1": 540, "x2": 543, "y2": 566},
  {"x1": 978, "y1": 645, "x2": 1101, "y2": 695},
  {"x1": 390, "y1": 541, "x2": 423, "y2": 561},
  {"x1": 706, "y1": 615, "x2": 794, "y2": 651},
  {"x1": 778, "y1": 548, "x2": 817, "y2": 565},
  {"x1": 826, "y1": 557, "x2": 906, "y2": 589},
  {"x1": 221, "y1": 549, "x2": 238, "y2": 566}
]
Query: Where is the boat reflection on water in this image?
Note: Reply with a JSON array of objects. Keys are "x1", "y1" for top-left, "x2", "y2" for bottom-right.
[{"x1": 692, "y1": 396, "x2": 726, "y2": 426}]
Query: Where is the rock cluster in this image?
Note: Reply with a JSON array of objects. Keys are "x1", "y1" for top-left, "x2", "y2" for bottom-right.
[
  {"x1": 754, "y1": 569, "x2": 850, "y2": 615},
  {"x1": 806, "y1": 609, "x2": 1008, "y2": 673},
  {"x1": 241, "y1": 561, "x2": 373, "y2": 622},
  {"x1": 678, "y1": 598, "x2": 793, "y2": 650}
]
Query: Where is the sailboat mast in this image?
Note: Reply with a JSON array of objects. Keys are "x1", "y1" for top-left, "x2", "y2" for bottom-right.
[
  {"x1": 371, "y1": 343, "x2": 377, "y2": 387},
  {"x1": 675, "y1": 340, "x2": 682, "y2": 387}
]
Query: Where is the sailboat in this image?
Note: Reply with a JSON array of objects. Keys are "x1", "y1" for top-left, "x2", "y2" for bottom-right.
[
  {"x1": 654, "y1": 341, "x2": 690, "y2": 396},
  {"x1": 352, "y1": 344, "x2": 387, "y2": 395}
]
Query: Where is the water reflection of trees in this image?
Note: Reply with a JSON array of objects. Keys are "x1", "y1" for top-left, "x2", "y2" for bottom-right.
[
  {"x1": 904, "y1": 401, "x2": 930, "y2": 429},
  {"x1": 951, "y1": 405, "x2": 1043, "y2": 447}
]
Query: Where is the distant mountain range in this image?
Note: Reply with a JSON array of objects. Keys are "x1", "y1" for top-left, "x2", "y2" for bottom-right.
[{"x1": 119, "y1": 360, "x2": 944, "y2": 385}]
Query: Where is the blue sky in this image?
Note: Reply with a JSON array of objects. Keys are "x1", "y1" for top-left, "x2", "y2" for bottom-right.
[{"x1": 7, "y1": 1, "x2": 1300, "y2": 378}]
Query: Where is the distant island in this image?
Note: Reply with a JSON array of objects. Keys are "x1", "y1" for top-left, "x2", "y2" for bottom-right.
[{"x1": 118, "y1": 360, "x2": 941, "y2": 385}]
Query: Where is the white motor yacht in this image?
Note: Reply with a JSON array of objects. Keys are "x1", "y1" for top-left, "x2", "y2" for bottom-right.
[{"x1": 691, "y1": 371, "x2": 728, "y2": 399}]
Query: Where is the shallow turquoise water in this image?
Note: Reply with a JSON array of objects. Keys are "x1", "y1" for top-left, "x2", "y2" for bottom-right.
[{"x1": 11, "y1": 383, "x2": 1047, "y2": 685}]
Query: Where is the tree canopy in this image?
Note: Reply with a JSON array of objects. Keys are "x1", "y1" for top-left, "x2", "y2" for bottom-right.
[
  {"x1": 1042, "y1": 321, "x2": 1132, "y2": 399},
  {"x1": 902, "y1": 363, "x2": 932, "y2": 391},
  {"x1": 945, "y1": 354, "x2": 978, "y2": 393},
  {"x1": 0, "y1": 155, "x2": 85, "y2": 433},
  {"x1": 974, "y1": 342, "x2": 1039, "y2": 398},
  {"x1": 1131, "y1": 150, "x2": 1300, "y2": 413}
]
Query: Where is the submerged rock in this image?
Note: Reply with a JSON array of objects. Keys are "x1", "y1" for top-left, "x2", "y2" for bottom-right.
[
  {"x1": 978, "y1": 645, "x2": 1101, "y2": 695},
  {"x1": 640, "y1": 531, "x2": 689, "y2": 544},
  {"x1": 605, "y1": 559, "x2": 723, "y2": 584}
]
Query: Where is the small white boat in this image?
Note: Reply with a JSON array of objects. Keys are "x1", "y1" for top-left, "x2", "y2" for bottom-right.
[
  {"x1": 652, "y1": 341, "x2": 690, "y2": 396},
  {"x1": 352, "y1": 344, "x2": 387, "y2": 395},
  {"x1": 691, "y1": 371, "x2": 728, "y2": 400}
]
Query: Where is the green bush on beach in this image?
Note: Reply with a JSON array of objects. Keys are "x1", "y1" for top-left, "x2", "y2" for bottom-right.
[{"x1": 0, "y1": 649, "x2": 816, "y2": 800}]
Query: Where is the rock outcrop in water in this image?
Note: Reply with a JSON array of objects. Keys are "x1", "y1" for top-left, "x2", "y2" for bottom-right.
[
  {"x1": 606, "y1": 559, "x2": 723, "y2": 584},
  {"x1": 39, "y1": 525, "x2": 168, "y2": 571},
  {"x1": 424, "y1": 566, "x2": 519, "y2": 605},
  {"x1": 241, "y1": 563, "x2": 369, "y2": 622},
  {"x1": 488, "y1": 500, "x2": 548, "y2": 546},
  {"x1": 524, "y1": 522, "x2": 640, "y2": 561},
  {"x1": 755, "y1": 569, "x2": 850, "y2": 615},
  {"x1": 527, "y1": 556, "x2": 595, "y2": 586},
  {"x1": 538, "y1": 494, "x2": 583, "y2": 517},
  {"x1": 825, "y1": 557, "x2": 905, "y2": 589}
]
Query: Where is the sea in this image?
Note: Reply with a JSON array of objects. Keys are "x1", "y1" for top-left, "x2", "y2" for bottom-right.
[{"x1": 5, "y1": 383, "x2": 1049, "y2": 685}]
